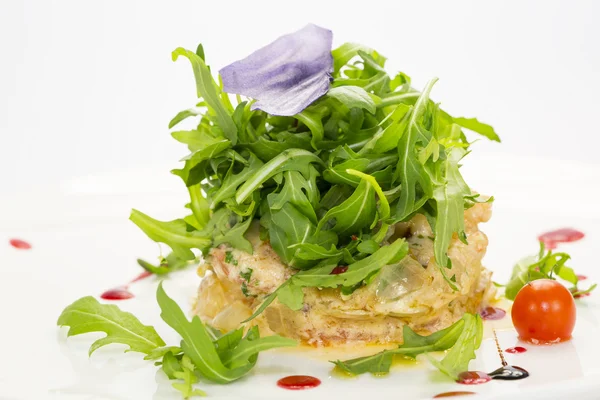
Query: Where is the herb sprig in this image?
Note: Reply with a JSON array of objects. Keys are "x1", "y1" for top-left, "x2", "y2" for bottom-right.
[
  {"x1": 504, "y1": 241, "x2": 596, "y2": 300},
  {"x1": 57, "y1": 284, "x2": 296, "y2": 398}
]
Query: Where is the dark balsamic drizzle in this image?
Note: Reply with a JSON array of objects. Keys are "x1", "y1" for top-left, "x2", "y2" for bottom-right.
[
  {"x1": 488, "y1": 365, "x2": 529, "y2": 380},
  {"x1": 489, "y1": 329, "x2": 529, "y2": 381}
]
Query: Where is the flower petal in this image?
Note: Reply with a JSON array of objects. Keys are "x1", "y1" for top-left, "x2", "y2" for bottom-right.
[{"x1": 219, "y1": 24, "x2": 333, "y2": 116}]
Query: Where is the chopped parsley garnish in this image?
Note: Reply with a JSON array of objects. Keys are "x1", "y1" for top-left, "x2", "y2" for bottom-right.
[
  {"x1": 225, "y1": 251, "x2": 238, "y2": 266},
  {"x1": 241, "y1": 282, "x2": 252, "y2": 297},
  {"x1": 240, "y1": 268, "x2": 253, "y2": 282}
]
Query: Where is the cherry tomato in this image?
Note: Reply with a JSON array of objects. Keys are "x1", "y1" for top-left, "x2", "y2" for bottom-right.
[{"x1": 511, "y1": 279, "x2": 576, "y2": 344}]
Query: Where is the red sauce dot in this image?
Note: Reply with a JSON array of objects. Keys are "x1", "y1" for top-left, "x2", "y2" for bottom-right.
[
  {"x1": 575, "y1": 292, "x2": 591, "y2": 299},
  {"x1": 100, "y1": 287, "x2": 134, "y2": 300},
  {"x1": 538, "y1": 228, "x2": 585, "y2": 249},
  {"x1": 577, "y1": 274, "x2": 588, "y2": 281},
  {"x1": 330, "y1": 265, "x2": 348, "y2": 275},
  {"x1": 434, "y1": 392, "x2": 476, "y2": 398},
  {"x1": 277, "y1": 375, "x2": 321, "y2": 390},
  {"x1": 130, "y1": 270, "x2": 153, "y2": 283},
  {"x1": 479, "y1": 306, "x2": 506, "y2": 320},
  {"x1": 9, "y1": 238, "x2": 31, "y2": 250},
  {"x1": 457, "y1": 371, "x2": 491, "y2": 385},
  {"x1": 505, "y1": 346, "x2": 527, "y2": 354}
]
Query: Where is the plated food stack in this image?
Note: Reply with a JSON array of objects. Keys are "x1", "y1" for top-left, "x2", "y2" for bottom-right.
[
  {"x1": 130, "y1": 24, "x2": 501, "y2": 347},
  {"x1": 199, "y1": 202, "x2": 494, "y2": 345}
]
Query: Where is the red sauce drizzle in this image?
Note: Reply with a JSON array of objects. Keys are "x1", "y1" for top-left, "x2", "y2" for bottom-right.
[
  {"x1": 330, "y1": 265, "x2": 348, "y2": 275},
  {"x1": 538, "y1": 228, "x2": 584, "y2": 249},
  {"x1": 505, "y1": 346, "x2": 527, "y2": 354},
  {"x1": 130, "y1": 270, "x2": 153, "y2": 283},
  {"x1": 9, "y1": 238, "x2": 31, "y2": 250},
  {"x1": 457, "y1": 371, "x2": 491, "y2": 385},
  {"x1": 434, "y1": 392, "x2": 476, "y2": 398},
  {"x1": 277, "y1": 375, "x2": 321, "y2": 390},
  {"x1": 577, "y1": 274, "x2": 588, "y2": 281},
  {"x1": 480, "y1": 306, "x2": 506, "y2": 320},
  {"x1": 100, "y1": 287, "x2": 134, "y2": 300},
  {"x1": 100, "y1": 270, "x2": 154, "y2": 301}
]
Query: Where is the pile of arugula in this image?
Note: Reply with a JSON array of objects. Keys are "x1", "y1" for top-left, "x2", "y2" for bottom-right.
[{"x1": 131, "y1": 40, "x2": 499, "y2": 306}]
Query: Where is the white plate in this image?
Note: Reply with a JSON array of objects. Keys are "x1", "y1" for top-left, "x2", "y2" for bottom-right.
[{"x1": 2, "y1": 153, "x2": 600, "y2": 400}]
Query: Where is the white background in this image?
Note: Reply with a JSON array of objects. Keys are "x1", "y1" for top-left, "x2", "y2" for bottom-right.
[
  {"x1": 2, "y1": 2, "x2": 600, "y2": 399},
  {"x1": 1, "y1": 0, "x2": 600, "y2": 196}
]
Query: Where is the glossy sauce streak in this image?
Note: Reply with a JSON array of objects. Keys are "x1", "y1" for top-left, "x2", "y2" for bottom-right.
[
  {"x1": 434, "y1": 392, "x2": 476, "y2": 398},
  {"x1": 9, "y1": 238, "x2": 32, "y2": 250},
  {"x1": 330, "y1": 265, "x2": 348, "y2": 275},
  {"x1": 100, "y1": 287, "x2": 135, "y2": 300},
  {"x1": 277, "y1": 375, "x2": 321, "y2": 390},
  {"x1": 488, "y1": 365, "x2": 529, "y2": 380},
  {"x1": 505, "y1": 346, "x2": 527, "y2": 354},
  {"x1": 480, "y1": 306, "x2": 506, "y2": 320},
  {"x1": 457, "y1": 371, "x2": 491, "y2": 385},
  {"x1": 538, "y1": 228, "x2": 584, "y2": 249}
]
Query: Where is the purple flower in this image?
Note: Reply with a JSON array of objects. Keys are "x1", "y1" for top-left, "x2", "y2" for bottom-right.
[{"x1": 219, "y1": 24, "x2": 333, "y2": 116}]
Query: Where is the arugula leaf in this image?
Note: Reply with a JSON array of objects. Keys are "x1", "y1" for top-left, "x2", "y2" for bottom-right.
[
  {"x1": 157, "y1": 282, "x2": 247, "y2": 383},
  {"x1": 188, "y1": 185, "x2": 210, "y2": 228},
  {"x1": 57, "y1": 296, "x2": 165, "y2": 355},
  {"x1": 210, "y1": 153, "x2": 264, "y2": 208},
  {"x1": 453, "y1": 117, "x2": 500, "y2": 142},
  {"x1": 130, "y1": 209, "x2": 211, "y2": 261},
  {"x1": 235, "y1": 149, "x2": 325, "y2": 204},
  {"x1": 346, "y1": 168, "x2": 390, "y2": 220},
  {"x1": 290, "y1": 243, "x2": 343, "y2": 260},
  {"x1": 357, "y1": 239, "x2": 379, "y2": 254},
  {"x1": 297, "y1": 108, "x2": 326, "y2": 148},
  {"x1": 332, "y1": 313, "x2": 481, "y2": 378},
  {"x1": 326, "y1": 86, "x2": 376, "y2": 114},
  {"x1": 170, "y1": 355, "x2": 207, "y2": 398},
  {"x1": 137, "y1": 252, "x2": 193, "y2": 275},
  {"x1": 317, "y1": 177, "x2": 377, "y2": 235},
  {"x1": 426, "y1": 314, "x2": 483, "y2": 379},
  {"x1": 364, "y1": 104, "x2": 412, "y2": 154},
  {"x1": 169, "y1": 107, "x2": 203, "y2": 129},
  {"x1": 219, "y1": 326, "x2": 297, "y2": 369},
  {"x1": 161, "y1": 351, "x2": 184, "y2": 379},
  {"x1": 156, "y1": 283, "x2": 296, "y2": 384},
  {"x1": 395, "y1": 78, "x2": 437, "y2": 221},
  {"x1": 331, "y1": 42, "x2": 374, "y2": 76},
  {"x1": 145, "y1": 346, "x2": 182, "y2": 361},
  {"x1": 172, "y1": 48, "x2": 237, "y2": 145},
  {"x1": 431, "y1": 148, "x2": 471, "y2": 288}
]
